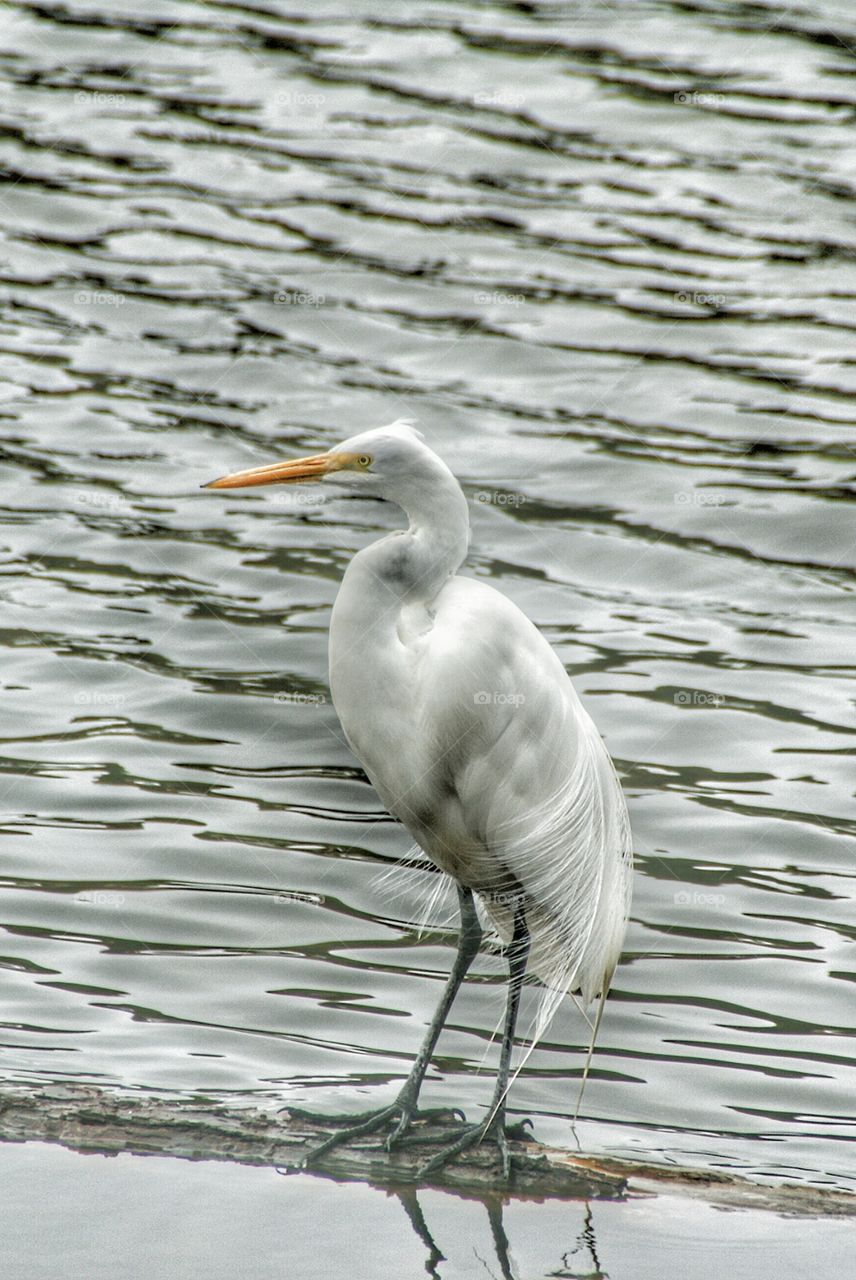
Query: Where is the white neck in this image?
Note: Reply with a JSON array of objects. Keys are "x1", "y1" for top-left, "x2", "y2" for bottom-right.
[
  {"x1": 329, "y1": 451, "x2": 470, "y2": 712},
  {"x1": 347, "y1": 449, "x2": 470, "y2": 604},
  {"x1": 330, "y1": 455, "x2": 468, "y2": 778}
]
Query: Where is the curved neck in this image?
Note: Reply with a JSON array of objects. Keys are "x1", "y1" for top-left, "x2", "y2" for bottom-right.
[
  {"x1": 330, "y1": 450, "x2": 469, "y2": 739},
  {"x1": 354, "y1": 452, "x2": 470, "y2": 603}
]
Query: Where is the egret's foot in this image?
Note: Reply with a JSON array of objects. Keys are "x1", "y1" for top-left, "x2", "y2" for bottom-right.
[
  {"x1": 385, "y1": 1104, "x2": 467, "y2": 1150},
  {"x1": 287, "y1": 1100, "x2": 466, "y2": 1169},
  {"x1": 418, "y1": 1114, "x2": 529, "y2": 1181}
]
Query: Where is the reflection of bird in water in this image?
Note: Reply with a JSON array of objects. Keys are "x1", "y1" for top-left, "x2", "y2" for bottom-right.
[
  {"x1": 396, "y1": 1186, "x2": 608, "y2": 1280},
  {"x1": 206, "y1": 421, "x2": 632, "y2": 1176}
]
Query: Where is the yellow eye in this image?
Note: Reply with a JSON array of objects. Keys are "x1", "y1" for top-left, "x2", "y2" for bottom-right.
[{"x1": 357, "y1": 455, "x2": 372, "y2": 468}]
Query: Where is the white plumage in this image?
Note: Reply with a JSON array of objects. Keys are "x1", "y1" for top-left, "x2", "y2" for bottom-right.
[{"x1": 206, "y1": 419, "x2": 632, "y2": 1175}]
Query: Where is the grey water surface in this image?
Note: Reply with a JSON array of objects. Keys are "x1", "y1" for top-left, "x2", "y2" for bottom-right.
[{"x1": 1, "y1": 0, "x2": 855, "y2": 1274}]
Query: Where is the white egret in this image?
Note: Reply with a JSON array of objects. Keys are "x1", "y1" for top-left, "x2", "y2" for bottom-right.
[{"x1": 205, "y1": 420, "x2": 632, "y2": 1177}]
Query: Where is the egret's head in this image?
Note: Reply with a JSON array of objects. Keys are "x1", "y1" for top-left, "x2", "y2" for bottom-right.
[{"x1": 203, "y1": 419, "x2": 439, "y2": 501}]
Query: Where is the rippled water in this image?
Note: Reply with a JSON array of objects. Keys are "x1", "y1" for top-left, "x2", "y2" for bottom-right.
[{"x1": 1, "y1": 0, "x2": 855, "y2": 1236}]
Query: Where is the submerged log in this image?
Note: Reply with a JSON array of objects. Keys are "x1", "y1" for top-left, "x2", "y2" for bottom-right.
[{"x1": 1, "y1": 1084, "x2": 853, "y2": 1216}]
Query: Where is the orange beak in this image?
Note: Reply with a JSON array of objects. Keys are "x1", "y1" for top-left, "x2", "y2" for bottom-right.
[{"x1": 203, "y1": 451, "x2": 352, "y2": 490}]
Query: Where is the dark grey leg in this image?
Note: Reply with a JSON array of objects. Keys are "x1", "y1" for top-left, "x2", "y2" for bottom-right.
[
  {"x1": 387, "y1": 885, "x2": 482, "y2": 1140},
  {"x1": 490, "y1": 902, "x2": 530, "y2": 1117},
  {"x1": 418, "y1": 903, "x2": 530, "y2": 1179},
  {"x1": 297, "y1": 884, "x2": 483, "y2": 1167}
]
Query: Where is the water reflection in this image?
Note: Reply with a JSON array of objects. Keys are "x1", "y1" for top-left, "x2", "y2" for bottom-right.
[
  {"x1": 6, "y1": 1139, "x2": 852, "y2": 1280},
  {"x1": 394, "y1": 1188, "x2": 606, "y2": 1280}
]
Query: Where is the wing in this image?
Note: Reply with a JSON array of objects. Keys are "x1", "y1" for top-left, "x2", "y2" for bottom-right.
[{"x1": 415, "y1": 575, "x2": 632, "y2": 1007}]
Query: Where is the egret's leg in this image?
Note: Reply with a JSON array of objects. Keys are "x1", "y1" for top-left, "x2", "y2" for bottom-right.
[
  {"x1": 418, "y1": 904, "x2": 530, "y2": 1180},
  {"x1": 386, "y1": 884, "x2": 482, "y2": 1142},
  {"x1": 294, "y1": 885, "x2": 482, "y2": 1167}
]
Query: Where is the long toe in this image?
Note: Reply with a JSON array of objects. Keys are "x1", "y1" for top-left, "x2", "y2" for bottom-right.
[
  {"x1": 296, "y1": 1104, "x2": 400, "y2": 1168},
  {"x1": 386, "y1": 1104, "x2": 468, "y2": 1151},
  {"x1": 417, "y1": 1118, "x2": 514, "y2": 1179},
  {"x1": 283, "y1": 1104, "x2": 389, "y2": 1128},
  {"x1": 386, "y1": 1114, "x2": 411, "y2": 1150},
  {"x1": 418, "y1": 1125, "x2": 483, "y2": 1176}
]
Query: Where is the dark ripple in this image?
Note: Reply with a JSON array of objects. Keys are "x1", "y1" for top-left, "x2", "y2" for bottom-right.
[{"x1": 0, "y1": 0, "x2": 854, "y2": 1194}]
